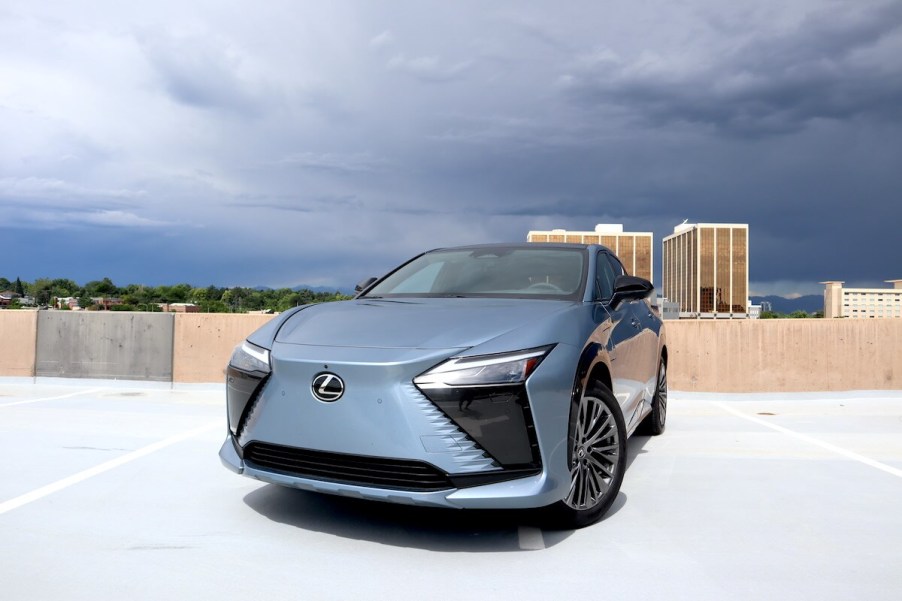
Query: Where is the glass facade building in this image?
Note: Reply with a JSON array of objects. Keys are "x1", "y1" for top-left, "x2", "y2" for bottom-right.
[
  {"x1": 527, "y1": 225, "x2": 653, "y2": 282},
  {"x1": 662, "y1": 223, "x2": 749, "y2": 318}
]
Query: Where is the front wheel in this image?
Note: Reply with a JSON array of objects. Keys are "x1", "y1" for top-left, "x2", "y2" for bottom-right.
[{"x1": 544, "y1": 383, "x2": 626, "y2": 529}]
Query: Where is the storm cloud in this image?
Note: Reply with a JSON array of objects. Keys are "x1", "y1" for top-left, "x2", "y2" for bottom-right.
[{"x1": 1, "y1": 0, "x2": 900, "y2": 294}]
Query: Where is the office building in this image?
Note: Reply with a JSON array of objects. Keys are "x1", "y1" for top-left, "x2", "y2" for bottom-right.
[
  {"x1": 527, "y1": 224, "x2": 653, "y2": 282},
  {"x1": 823, "y1": 280, "x2": 902, "y2": 318},
  {"x1": 747, "y1": 303, "x2": 761, "y2": 319},
  {"x1": 662, "y1": 223, "x2": 749, "y2": 318}
]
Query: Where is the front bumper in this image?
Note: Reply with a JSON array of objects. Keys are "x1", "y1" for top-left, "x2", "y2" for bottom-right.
[
  {"x1": 219, "y1": 435, "x2": 560, "y2": 509},
  {"x1": 222, "y1": 341, "x2": 580, "y2": 509}
]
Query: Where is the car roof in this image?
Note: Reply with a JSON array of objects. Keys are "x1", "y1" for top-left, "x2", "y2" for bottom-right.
[{"x1": 426, "y1": 242, "x2": 613, "y2": 254}]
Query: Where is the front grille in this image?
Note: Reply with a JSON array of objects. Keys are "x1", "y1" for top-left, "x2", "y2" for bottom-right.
[{"x1": 244, "y1": 442, "x2": 454, "y2": 492}]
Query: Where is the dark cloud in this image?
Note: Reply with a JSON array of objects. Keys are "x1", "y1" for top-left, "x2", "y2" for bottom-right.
[
  {"x1": 227, "y1": 193, "x2": 362, "y2": 213},
  {"x1": 561, "y1": 2, "x2": 902, "y2": 136},
  {"x1": 138, "y1": 30, "x2": 262, "y2": 115},
  {"x1": 3, "y1": 1, "x2": 901, "y2": 295}
]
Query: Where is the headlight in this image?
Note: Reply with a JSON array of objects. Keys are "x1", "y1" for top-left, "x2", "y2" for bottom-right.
[
  {"x1": 414, "y1": 346, "x2": 552, "y2": 389},
  {"x1": 229, "y1": 341, "x2": 271, "y2": 374}
]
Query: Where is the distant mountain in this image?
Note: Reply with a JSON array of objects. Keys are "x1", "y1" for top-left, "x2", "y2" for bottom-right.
[
  {"x1": 750, "y1": 295, "x2": 823, "y2": 314},
  {"x1": 292, "y1": 284, "x2": 355, "y2": 296}
]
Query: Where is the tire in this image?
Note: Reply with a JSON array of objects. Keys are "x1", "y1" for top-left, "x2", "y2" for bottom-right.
[
  {"x1": 637, "y1": 358, "x2": 667, "y2": 436},
  {"x1": 544, "y1": 382, "x2": 627, "y2": 529},
  {"x1": 647, "y1": 359, "x2": 667, "y2": 435}
]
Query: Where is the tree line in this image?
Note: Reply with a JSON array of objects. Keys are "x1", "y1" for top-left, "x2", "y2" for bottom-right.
[
  {"x1": 0, "y1": 276, "x2": 351, "y2": 313},
  {"x1": 759, "y1": 310, "x2": 824, "y2": 319}
]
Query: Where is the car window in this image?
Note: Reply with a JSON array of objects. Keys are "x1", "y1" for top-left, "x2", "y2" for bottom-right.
[
  {"x1": 608, "y1": 254, "x2": 626, "y2": 277},
  {"x1": 364, "y1": 247, "x2": 587, "y2": 300},
  {"x1": 595, "y1": 252, "x2": 616, "y2": 301},
  {"x1": 387, "y1": 261, "x2": 444, "y2": 293}
]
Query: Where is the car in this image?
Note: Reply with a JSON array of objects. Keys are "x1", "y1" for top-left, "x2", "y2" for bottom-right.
[{"x1": 220, "y1": 243, "x2": 667, "y2": 528}]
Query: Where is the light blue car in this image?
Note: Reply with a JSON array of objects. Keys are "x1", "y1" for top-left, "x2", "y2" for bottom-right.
[{"x1": 220, "y1": 244, "x2": 667, "y2": 528}]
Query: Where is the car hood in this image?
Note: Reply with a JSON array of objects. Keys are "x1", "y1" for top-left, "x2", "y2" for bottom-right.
[{"x1": 273, "y1": 297, "x2": 575, "y2": 350}]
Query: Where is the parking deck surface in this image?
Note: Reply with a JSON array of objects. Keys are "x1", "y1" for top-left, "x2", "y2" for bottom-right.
[{"x1": 2, "y1": 380, "x2": 901, "y2": 600}]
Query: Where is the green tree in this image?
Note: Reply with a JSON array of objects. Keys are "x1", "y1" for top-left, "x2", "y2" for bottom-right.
[
  {"x1": 29, "y1": 278, "x2": 54, "y2": 306},
  {"x1": 85, "y1": 277, "x2": 118, "y2": 297},
  {"x1": 205, "y1": 284, "x2": 223, "y2": 301},
  {"x1": 276, "y1": 291, "x2": 303, "y2": 312},
  {"x1": 242, "y1": 289, "x2": 265, "y2": 311},
  {"x1": 51, "y1": 278, "x2": 79, "y2": 297},
  {"x1": 156, "y1": 283, "x2": 191, "y2": 303},
  {"x1": 189, "y1": 287, "x2": 210, "y2": 310},
  {"x1": 14, "y1": 277, "x2": 25, "y2": 295}
]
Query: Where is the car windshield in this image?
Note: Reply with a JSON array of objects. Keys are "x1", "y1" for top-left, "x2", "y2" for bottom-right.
[{"x1": 363, "y1": 247, "x2": 587, "y2": 300}]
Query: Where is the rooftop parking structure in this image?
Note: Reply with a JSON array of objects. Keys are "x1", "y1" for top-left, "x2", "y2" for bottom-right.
[{"x1": 1, "y1": 380, "x2": 900, "y2": 600}]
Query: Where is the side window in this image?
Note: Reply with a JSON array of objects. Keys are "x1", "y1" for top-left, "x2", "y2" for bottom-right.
[
  {"x1": 608, "y1": 255, "x2": 626, "y2": 277},
  {"x1": 595, "y1": 252, "x2": 616, "y2": 301}
]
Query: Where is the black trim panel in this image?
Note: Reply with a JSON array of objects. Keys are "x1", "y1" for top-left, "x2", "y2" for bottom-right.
[
  {"x1": 416, "y1": 384, "x2": 542, "y2": 468},
  {"x1": 241, "y1": 442, "x2": 541, "y2": 492},
  {"x1": 244, "y1": 442, "x2": 454, "y2": 492}
]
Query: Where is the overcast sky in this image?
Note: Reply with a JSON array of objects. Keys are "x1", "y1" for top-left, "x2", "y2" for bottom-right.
[{"x1": 2, "y1": 1, "x2": 900, "y2": 297}]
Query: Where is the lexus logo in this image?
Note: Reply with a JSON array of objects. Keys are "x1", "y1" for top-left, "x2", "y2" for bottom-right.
[{"x1": 311, "y1": 373, "x2": 344, "y2": 402}]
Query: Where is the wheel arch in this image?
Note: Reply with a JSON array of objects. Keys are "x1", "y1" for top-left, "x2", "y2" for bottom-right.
[
  {"x1": 574, "y1": 342, "x2": 614, "y2": 396},
  {"x1": 587, "y1": 361, "x2": 613, "y2": 393}
]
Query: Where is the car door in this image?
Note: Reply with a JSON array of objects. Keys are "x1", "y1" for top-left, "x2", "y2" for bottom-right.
[
  {"x1": 610, "y1": 253, "x2": 661, "y2": 418},
  {"x1": 595, "y1": 252, "x2": 646, "y2": 429}
]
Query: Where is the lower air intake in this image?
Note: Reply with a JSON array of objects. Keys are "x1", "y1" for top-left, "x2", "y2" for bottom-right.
[{"x1": 244, "y1": 442, "x2": 454, "y2": 492}]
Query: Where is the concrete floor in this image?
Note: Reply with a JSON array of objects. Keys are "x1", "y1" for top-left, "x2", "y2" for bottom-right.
[{"x1": 1, "y1": 379, "x2": 901, "y2": 601}]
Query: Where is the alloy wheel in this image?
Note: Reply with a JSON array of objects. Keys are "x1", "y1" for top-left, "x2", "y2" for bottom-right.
[
  {"x1": 564, "y1": 394, "x2": 620, "y2": 510},
  {"x1": 656, "y1": 363, "x2": 667, "y2": 429}
]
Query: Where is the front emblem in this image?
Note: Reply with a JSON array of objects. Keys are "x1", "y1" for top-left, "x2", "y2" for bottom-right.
[{"x1": 311, "y1": 372, "x2": 344, "y2": 402}]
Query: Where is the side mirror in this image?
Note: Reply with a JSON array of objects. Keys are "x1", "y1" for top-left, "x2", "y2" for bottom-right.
[
  {"x1": 611, "y1": 275, "x2": 654, "y2": 306},
  {"x1": 355, "y1": 277, "x2": 378, "y2": 294}
]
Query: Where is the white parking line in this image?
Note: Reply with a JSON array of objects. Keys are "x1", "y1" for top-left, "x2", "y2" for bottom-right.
[
  {"x1": 0, "y1": 421, "x2": 221, "y2": 516},
  {"x1": 0, "y1": 388, "x2": 106, "y2": 408},
  {"x1": 518, "y1": 525, "x2": 546, "y2": 550},
  {"x1": 712, "y1": 401, "x2": 902, "y2": 479}
]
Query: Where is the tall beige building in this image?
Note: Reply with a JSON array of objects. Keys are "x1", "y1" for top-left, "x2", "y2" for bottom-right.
[
  {"x1": 823, "y1": 280, "x2": 902, "y2": 318},
  {"x1": 527, "y1": 224, "x2": 653, "y2": 282},
  {"x1": 662, "y1": 223, "x2": 749, "y2": 318}
]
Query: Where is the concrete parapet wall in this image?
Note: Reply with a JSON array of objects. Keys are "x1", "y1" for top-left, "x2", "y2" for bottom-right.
[
  {"x1": 666, "y1": 319, "x2": 902, "y2": 392},
  {"x1": 1, "y1": 311, "x2": 900, "y2": 390},
  {"x1": 0, "y1": 310, "x2": 38, "y2": 377},
  {"x1": 172, "y1": 314, "x2": 275, "y2": 383},
  {"x1": 35, "y1": 312, "x2": 175, "y2": 381}
]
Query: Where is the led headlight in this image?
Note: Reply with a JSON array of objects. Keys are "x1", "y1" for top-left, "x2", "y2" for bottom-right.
[
  {"x1": 229, "y1": 341, "x2": 271, "y2": 374},
  {"x1": 227, "y1": 341, "x2": 271, "y2": 437},
  {"x1": 414, "y1": 346, "x2": 552, "y2": 389}
]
